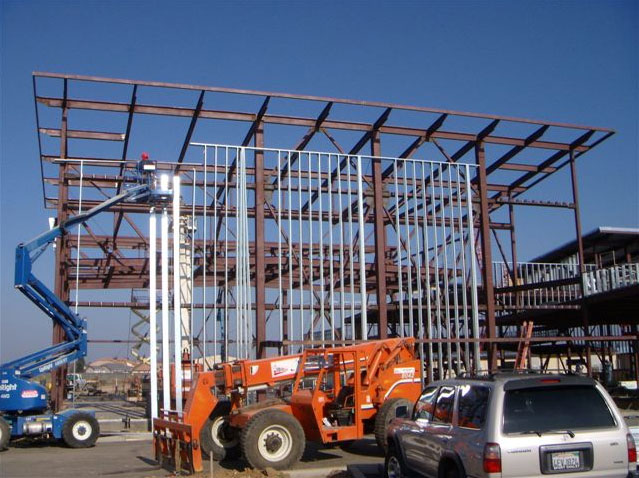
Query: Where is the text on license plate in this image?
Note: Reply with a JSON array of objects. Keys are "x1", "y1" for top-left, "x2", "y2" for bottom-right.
[{"x1": 551, "y1": 451, "x2": 581, "y2": 470}]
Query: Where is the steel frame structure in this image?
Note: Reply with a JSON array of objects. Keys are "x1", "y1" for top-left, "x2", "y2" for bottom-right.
[{"x1": 31, "y1": 72, "x2": 619, "y2": 410}]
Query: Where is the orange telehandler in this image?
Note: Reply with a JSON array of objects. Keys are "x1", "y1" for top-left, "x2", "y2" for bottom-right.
[{"x1": 153, "y1": 337, "x2": 422, "y2": 473}]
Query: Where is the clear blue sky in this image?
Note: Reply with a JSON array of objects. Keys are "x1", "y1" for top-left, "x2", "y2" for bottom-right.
[{"x1": 1, "y1": 1, "x2": 637, "y2": 362}]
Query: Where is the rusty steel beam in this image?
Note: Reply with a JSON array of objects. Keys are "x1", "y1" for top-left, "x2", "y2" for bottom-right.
[
  {"x1": 271, "y1": 335, "x2": 639, "y2": 347},
  {"x1": 518, "y1": 130, "x2": 615, "y2": 196},
  {"x1": 451, "y1": 119, "x2": 500, "y2": 161},
  {"x1": 214, "y1": 95, "x2": 271, "y2": 205},
  {"x1": 43, "y1": 172, "x2": 527, "y2": 196},
  {"x1": 176, "y1": 90, "x2": 206, "y2": 168},
  {"x1": 497, "y1": 162, "x2": 557, "y2": 173},
  {"x1": 69, "y1": 260, "x2": 466, "y2": 291},
  {"x1": 301, "y1": 107, "x2": 392, "y2": 214},
  {"x1": 275, "y1": 101, "x2": 333, "y2": 183},
  {"x1": 388, "y1": 120, "x2": 498, "y2": 221},
  {"x1": 493, "y1": 198, "x2": 575, "y2": 209},
  {"x1": 506, "y1": 130, "x2": 596, "y2": 193},
  {"x1": 380, "y1": 113, "x2": 448, "y2": 181},
  {"x1": 242, "y1": 96, "x2": 270, "y2": 146},
  {"x1": 117, "y1": 85, "x2": 138, "y2": 188},
  {"x1": 59, "y1": 200, "x2": 512, "y2": 234},
  {"x1": 40, "y1": 127, "x2": 125, "y2": 142},
  {"x1": 485, "y1": 125, "x2": 549, "y2": 176},
  {"x1": 34, "y1": 72, "x2": 613, "y2": 133},
  {"x1": 33, "y1": 75, "x2": 47, "y2": 207},
  {"x1": 112, "y1": 85, "x2": 138, "y2": 262},
  {"x1": 36, "y1": 96, "x2": 597, "y2": 153}
]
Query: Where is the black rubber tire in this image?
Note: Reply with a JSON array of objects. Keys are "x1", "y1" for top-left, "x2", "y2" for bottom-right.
[
  {"x1": 374, "y1": 398, "x2": 413, "y2": 451},
  {"x1": 444, "y1": 468, "x2": 461, "y2": 478},
  {"x1": 240, "y1": 409, "x2": 305, "y2": 470},
  {"x1": 200, "y1": 401, "x2": 240, "y2": 461},
  {"x1": 440, "y1": 460, "x2": 464, "y2": 478},
  {"x1": 0, "y1": 417, "x2": 10, "y2": 451},
  {"x1": 385, "y1": 445, "x2": 407, "y2": 478},
  {"x1": 61, "y1": 412, "x2": 100, "y2": 448}
]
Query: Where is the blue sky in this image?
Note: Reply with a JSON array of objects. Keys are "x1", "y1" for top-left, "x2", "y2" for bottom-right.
[{"x1": 1, "y1": 1, "x2": 637, "y2": 362}]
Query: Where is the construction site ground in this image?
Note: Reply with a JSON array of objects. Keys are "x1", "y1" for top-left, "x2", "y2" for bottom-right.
[
  {"x1": 0, "y1": 430, "x2": 381, "y2": 478},
  {"x1": 71, "y1": 398, "x2": 150, "y2": 433},
  {"x1": 3, "y1": 397, "x2": 639, "y2": 478}
]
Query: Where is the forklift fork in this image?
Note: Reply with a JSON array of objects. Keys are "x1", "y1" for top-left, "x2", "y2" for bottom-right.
[{"x1": 153, "y1": 410, "x2": 198, "y2": 474}]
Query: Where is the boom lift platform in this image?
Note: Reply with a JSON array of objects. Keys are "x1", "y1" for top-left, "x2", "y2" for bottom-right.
[
  {"x1": 154, "y1": 337, "x2": 422, "y2": 473},
  {"x1": 0, "y1": 155, "x2": 170, "y2": 450}
]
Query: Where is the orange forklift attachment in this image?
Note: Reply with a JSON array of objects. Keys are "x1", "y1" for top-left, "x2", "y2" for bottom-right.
[
  {"x1": 153, "y1": 410, "x2": 196, "y2": 474},
  {"x1": 153, "y1": 338, "x2": 422, "y2": 473}
]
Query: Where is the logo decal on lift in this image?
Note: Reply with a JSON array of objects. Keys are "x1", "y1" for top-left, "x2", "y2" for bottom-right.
[
  {"x1": 271, "y1": 357, "x2": 300, "y2": 378},
  {"x1": 21, "y1": 390, "x2": 38, "y2": 398},
  {"x1": 393, "y1": 367, "x2": 415, "y2": 379}
]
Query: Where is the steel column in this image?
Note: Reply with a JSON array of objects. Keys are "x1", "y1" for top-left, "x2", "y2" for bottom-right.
[
  {"x1": 569, "y1": 149, "x2": 592, "y2": 375},
  {"x1": 475, "y1": 142, "x2": 497, "y2": 371},
  {"x1": 371, "y1": 132, "x2": 388, "y2": 338},
  {"x1": 509, "y1": 197, "x2": 520, "y2": 311},
  {"x1": 254, "y1": 124, "x2": 266, "y2": 358},
  {"x1": 51, "y1": 79, "x2": 69, "y2": 412}
]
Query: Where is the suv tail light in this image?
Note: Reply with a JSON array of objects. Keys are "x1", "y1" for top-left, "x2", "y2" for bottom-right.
[
  {"x1": 627, "y1": 433, "x2": 637, "y2": 464},
  {"x1": 483, "y1": 442, "x2": 502, "y2": 473}
]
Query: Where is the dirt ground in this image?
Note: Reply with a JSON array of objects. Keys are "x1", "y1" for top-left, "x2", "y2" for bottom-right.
[
  {"x1": 194, "y1": 467, "x2": 290, "y2": 478},
  {"x1": 192, "y1": 467, "x2": 351, "y2": 478},
  {"x1": 0, "y1": 437, "x2": 378, "y2": 478}
]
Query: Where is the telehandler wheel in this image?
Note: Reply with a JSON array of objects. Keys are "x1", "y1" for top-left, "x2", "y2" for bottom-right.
[
  {"x1": 62, "y1": 412, "x2": 100, "y2": 448},
  {"x1": 240, "y1": 409, "x2": 305, "y2": 470},
  {"x1": 0, "y1": 417, "x2": 10, "y2": 451},
  {"x1": 200, "y1": 401, "x2": 240, "y2": 461},
  {"x1": 374, "y1": 398, "x2": 413, "y2": 451}
]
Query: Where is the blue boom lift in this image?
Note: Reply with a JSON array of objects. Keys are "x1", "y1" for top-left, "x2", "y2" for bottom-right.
[{"x1": 0, "y1": 156, "x2": 170, "y2": 450}]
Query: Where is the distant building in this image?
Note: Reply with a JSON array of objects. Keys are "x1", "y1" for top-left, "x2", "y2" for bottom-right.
[{"x1": 85, "y1": 358, "x2": 135, "y2": 374}]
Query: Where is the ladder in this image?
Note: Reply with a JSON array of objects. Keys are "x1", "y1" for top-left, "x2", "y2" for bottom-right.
[{"x1": 515, "y1": 321, "x2": 534, "y2": 370}]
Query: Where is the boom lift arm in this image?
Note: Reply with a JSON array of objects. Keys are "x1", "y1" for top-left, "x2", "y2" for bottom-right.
[
  {"x1": 7, "y1": 184, "x2": 153, "y2": 380},
  {"x1": 0, "y1": 157, "x2": 169, "y2": 415}
]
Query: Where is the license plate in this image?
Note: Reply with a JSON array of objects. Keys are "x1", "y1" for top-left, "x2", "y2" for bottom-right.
[{"x1": 551, "y1": 451, "x2": 581, "y2": 471}]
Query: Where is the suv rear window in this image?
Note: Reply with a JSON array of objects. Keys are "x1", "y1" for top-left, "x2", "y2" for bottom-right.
[{"x1": 503, "y1": 385, "x2": 616, "y2": 434}]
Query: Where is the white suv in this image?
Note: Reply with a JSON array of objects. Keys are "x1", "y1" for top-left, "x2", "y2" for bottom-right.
[{"x1": 385, "y1": 373, "x2": 638, "y2": 478}]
